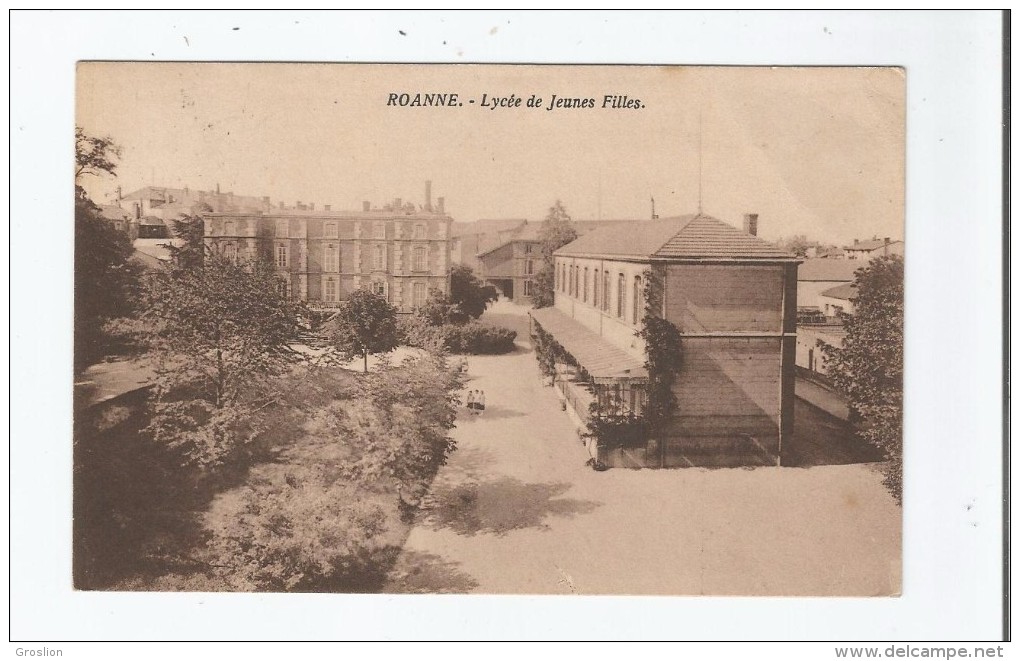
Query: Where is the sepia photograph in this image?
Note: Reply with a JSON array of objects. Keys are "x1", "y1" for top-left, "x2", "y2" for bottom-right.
[{"x1": 73, "y1": 62, "x2": 904, "y2": 597}]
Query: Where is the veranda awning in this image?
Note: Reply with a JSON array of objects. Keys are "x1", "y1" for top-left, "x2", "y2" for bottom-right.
[{"x1": 529, "y1": 307, "x2": 648, "y2": 383}]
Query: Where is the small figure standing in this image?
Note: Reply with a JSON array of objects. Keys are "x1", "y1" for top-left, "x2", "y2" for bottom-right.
[
  {"x1": 477, "y1": 390, "x2": 486, "y2": 416},
  {"x1": 465, "y1": 389, "x2": 476, "y2": 413}
]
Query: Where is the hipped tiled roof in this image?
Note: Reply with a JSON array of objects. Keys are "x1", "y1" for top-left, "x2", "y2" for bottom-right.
[{"x1": 555, "y1": 214, "x2": 796, "y2": 261}]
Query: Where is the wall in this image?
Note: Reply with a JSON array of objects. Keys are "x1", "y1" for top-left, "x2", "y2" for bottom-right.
[
  {"x1": 664, "y1": 264, "x2": 784, "y2": 332},
  {"x1": 553, "y1": 255, "x2": 648, "y2": 361},
  {"x1": 798, "y1": 280, "x2": 848, "y2": 310}
]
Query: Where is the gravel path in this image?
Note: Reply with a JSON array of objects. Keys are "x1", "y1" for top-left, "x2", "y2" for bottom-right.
[{"x1": 385, "y1": 301, "x2": 901, "y2": 596}]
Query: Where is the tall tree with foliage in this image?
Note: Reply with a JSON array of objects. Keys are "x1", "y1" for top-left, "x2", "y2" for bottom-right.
[
  {"x1": 328, "y1": 288, "x2": 400, "y2": 373},
  {"x1": 166, "y1": 215, "x2": 206, "y2": 273},
  {"x1": 531, "y1": 200, "x2": 578, "y2": 308},
  {"x1": 449, "y1": 264, "x2": 498, "y2": 319},
  {"x1": 142, "y1": 255, "x2": 302, "y2": 466},
  {"x1": 74, "y1": 128, "x2": 139, "y2": 372},
  {"x1": 821, "y1": 255, "x2": 904, "y2": 502}
]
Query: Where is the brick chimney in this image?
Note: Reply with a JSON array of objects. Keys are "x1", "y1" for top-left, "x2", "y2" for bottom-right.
[
  {"x1": 324, "y1": 204, "x2": 331, "y2": 211},
  {"x1": 437, "y1": 196, "x2": 445, "y2": 214},
  {"x1": 425, "y1": 180, "x2": 433, "y2": 212},
  {"x1": 743, "y1": 213, "x2": 759, "y2": 237}
]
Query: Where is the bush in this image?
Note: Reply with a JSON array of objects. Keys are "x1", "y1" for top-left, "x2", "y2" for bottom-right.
[{"x1": 400, "y1": 316, "x2": 516, "y2": 355}]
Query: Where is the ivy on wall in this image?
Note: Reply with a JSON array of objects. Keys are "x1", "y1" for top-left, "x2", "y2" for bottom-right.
[{"x1": 636, "y1": 266, "x2": 683, "y2": 435}]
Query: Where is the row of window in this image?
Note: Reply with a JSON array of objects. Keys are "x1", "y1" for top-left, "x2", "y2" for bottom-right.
[
  {"x1": 315, "y1": 278, "x2": 429, "y2": 307},
  {"x1": 556, "y1": 262, "x2": 643, "y2": 324},
  {"x1": 220, "y1": 220, "x2": 432, "y2": 240},
  {"x1": 242, "y1": 243, "x2": 430, "y2": 272}
]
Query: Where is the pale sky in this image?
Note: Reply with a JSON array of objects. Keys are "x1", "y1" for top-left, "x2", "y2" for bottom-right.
[{"x1": 77, "y1": 63, "x2": 904, "y2": 245}]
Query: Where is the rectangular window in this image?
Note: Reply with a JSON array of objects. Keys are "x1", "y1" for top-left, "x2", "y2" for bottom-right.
[
  {"x1": 276, "y1": 244, "x2": 289, "y2": 269},
  {"x1": 583, "y1": 267, "x2": 589, "y2": 303},
  {"x1": 224, "y1": 242, "x2": 237, "y2": 264},
  {"x1": 413, "y1": 282, "x2": 427, "y2": 308},
  {"x1": 525, "y1": 243, "x2": 533, "y2": 254},
  {"x1": 413, "y1": 246, "x2": 427, "y2": 272},
  {"x1": 374, "y1": 222, "x2": 386, "y2": 239},
  {"x1": 525, "y1": 259, "x2": 534, "y2": 276},
  {"x1": 594, "y1": 271, "x2": 600, "y2": 308},
  {"x1": 325, "y1": 222, "x2": 338, "y2": 239},
  {"x1": 374, "y1": 244, "x2": 386, "y2": 270},
  {"x1": 372, "y1": 280, "x2": 387, "y2": 300},
  {"x1": 325, "y1": 245, "x2": 338, "y2": 272},
  {"x1": 413, "y1": 224, "x2": 426, "y2": 239},
  {"x1": 324, "y1": 278, "x2": 337, "y2": 302},
  {"x1": 617, "y1": 273, "x2": 625, "y2": 318},
  {"x1": 224, "y1": 220, "x2": 234, "y2": 236},
  {"x1": 524, "y1": 279, "x2": 533, "y2": 296},
  {"x1": 633, "y1": 276, "x2": 643, "y2": 324},
  {"x1": 276, "y1": 219, "x2": 289, "y2": 238},
  {"x1": 603, "y1": 271, "x2": 610, "y2": 312}
]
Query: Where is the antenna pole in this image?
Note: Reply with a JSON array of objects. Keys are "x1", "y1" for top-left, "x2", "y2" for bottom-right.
[{"x1": 697, "y1": 109, "x2": 703, "y2": 215}]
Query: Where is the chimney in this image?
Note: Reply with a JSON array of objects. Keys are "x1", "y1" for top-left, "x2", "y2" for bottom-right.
[
  {"x1": 437, "y1": 196, "x2": 445, "y2": 214},
  {"x1": 183, "y1": 186, "x2": 189, "y2": 198},
  {"x1": 425, "y1": 180, "x2": 433, "y2": 212},
  {"x1": 309, "y1": 202, "x2": 315, "y2": 211},
  {"x1": 216, "y1": 182, "x2": 220, "y2": 194},
  {"x1": 884, "y1": 237, "x2": 891, "y2": 256},
  {"x1": 363, "y1": 201, "x2": 371, "y2": 212},
  {"x1": 854, "y1": 238, "x2": 859, "y2": 246},
  {"x1": 394, "y1": 197, "x2": 402, "y2": 210},
  {"x1": 324, "y1": 204, "x2": 331, "y2": 211},
  {"x1": 116, "y1": 185, "x2": 122, "y2": 201},
  {"x1": 743, "y1": 213, "x2": 759, "y2": 237}
]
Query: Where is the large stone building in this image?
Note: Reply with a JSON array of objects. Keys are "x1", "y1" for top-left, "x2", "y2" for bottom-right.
[
  {"x1": 203, "y1": 184, "x2": 453, "y2": 313},
  {"x1": 476, "y1": 223, "x2": 544, "y2": 303},
  {"x1": 530, "y1": 213, "x2": 800, "y2": 468}
]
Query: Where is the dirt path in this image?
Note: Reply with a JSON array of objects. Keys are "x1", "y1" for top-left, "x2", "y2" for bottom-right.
[{"x1": 385, "y1": 301, "x2": 901, "y2": 596}]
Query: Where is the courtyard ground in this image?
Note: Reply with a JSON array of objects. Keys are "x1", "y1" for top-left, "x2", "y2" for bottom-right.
[{"x1": 386, "y1": 300, "x2": 901, "y2": 596}]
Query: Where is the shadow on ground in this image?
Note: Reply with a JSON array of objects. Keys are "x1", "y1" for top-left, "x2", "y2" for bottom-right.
[
  {"x1": 783, "y1": 398, "x2": 884, "y2": 467},
  {"x1": 422, "y1": 476, "x2": 601, "y2": 537},
  {"x1": 384, "y1": 550, "x2": 480, "y2": 594}
]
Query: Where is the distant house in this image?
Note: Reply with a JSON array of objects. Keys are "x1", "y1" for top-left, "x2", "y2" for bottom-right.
[
  {"x1": 843, "y1": 237, "x2": 903, "y2": 261},
  {"x1": 97, "y1": 204, "x2": 134, "y2": 235},
  {"x1": 450, "y1": 219, "x2": 528, "y2": 273},
  {"x1": 797, "y1": 258, "x2": 863, "y2": 321},
  {"x1": 818, "y1": 283, "x2": 856, "y2": 317},
  {"x1": 531, "y1": 212, "x2": 800, "y2": 468},
  {"x1": 476, "y1": 223, "x2": 544, "y2": 303},
  {"x1": 119, "y1": 185, "x2": 271, "y2": 222}
]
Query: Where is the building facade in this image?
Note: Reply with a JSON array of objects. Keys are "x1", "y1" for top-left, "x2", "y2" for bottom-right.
[
  {"x1": 476, "y1": 224, "x2": 543, "y2": 303},
  {"x1": 530, "y1": 213, "x2": 799, "y2": 469},
  {"x1": 203, "y1": 192, "x2": 453, "y2": 313}
]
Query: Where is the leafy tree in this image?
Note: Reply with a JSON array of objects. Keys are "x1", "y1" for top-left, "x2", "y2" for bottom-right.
[
  {"x1": 142, "y1": 254, "x2": 302, "y2": 466},
  {"x1": 166, "y1": 215, "x2": 206, "y2": 273},
  {"x1": 334, "y1": 353, "x2": 463, "y2": 500},
  {"x1": 328, "y1": 288, "x2": 400, "y2": 373},
  {"x1": 821, "y1": 255, "x2": 904, "y2": 502},
  {"x1": 532, "y1": 200, "x2": 578, "y2": 308},
  {"x1": 75, "y1": 126, "x2": 122, "y2": 193},
  {"x1": 417, "y1": 288, "x2": 470, "y2": 326},
  {"x1": 449, "y1": 264, "x2": 498, "y2": 319},
  {"x1": 74, "y1": 128, "x2": 140, "y2": 372},
  {"x1": 777, "y1": 234, "x2": 813, "y2": 258}
]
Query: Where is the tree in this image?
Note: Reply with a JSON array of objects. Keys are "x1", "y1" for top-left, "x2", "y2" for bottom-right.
[
  {"x1": 449, "y1": 264, "x2": 498, "y2": 319},
  {"x1": 328, "y1": 289, "x2": 400, "y2": 373},
  {"x1": 75, "y1": 127, "x2": 122, "y2": 195},
  {"x1": 166, "y1": 215, "x2": 206, "y2": 273},
  {"x1": 417, "y1": 288, "x2": 470, "y2": 326},
  {"x1": 142, "y1": 254, "x2": 303, "y2": 466},
  {"x1": 777, "y1": 234, "x2": 813, "y2": 258},
  {"x1": 74, "y1": 128, "x2": 140, "y2": 372},
  {"x1": 531, "y1": 200, "x2": 579, "y2": 308},
  {"x1": 821, "y1": 255, "x2": 904, "y2": 502}
]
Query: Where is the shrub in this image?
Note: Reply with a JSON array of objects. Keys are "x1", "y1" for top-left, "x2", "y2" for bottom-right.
[{"x1": 400, "y1": 316, "x2": 516, "y2": 355}]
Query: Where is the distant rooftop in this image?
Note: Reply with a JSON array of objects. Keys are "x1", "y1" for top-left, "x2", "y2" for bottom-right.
[
  {"x1": 845, "y1": 238, "x2": 903, "y2": 251},
  {"x1": 819, "y1": 283, "x2": 857, "y2": 301}
]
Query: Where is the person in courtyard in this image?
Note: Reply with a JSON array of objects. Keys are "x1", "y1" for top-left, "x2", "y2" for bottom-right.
[
  {"x1": 465, "y1": 389, "x2": 476, "y2": 413},
  {"x1": 477, "y1": 390, "x2": 486, "y2": 416}
]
